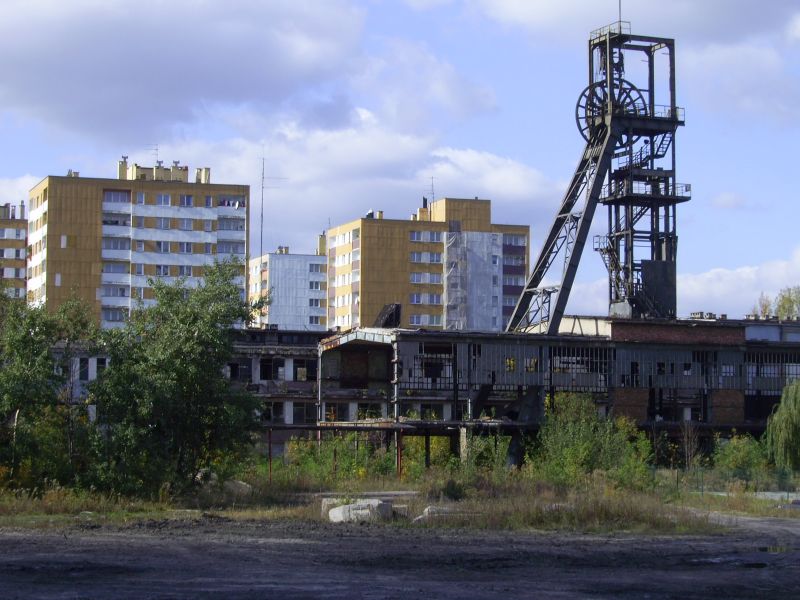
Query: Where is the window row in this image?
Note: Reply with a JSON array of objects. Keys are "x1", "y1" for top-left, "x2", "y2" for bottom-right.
[
  {"x1": 409, "y1": 292, "x2": 442, "y2": 305},
  {"x1": 410, "y1": 271, "x2": 443, "y2": 284},
  {"x1": 410, "y1": 251, "x2": 442, "y2": 264},
  {"x1": 104, "y1": 190, "x2": 243, "y2": 208},
  {"x1": 409, "y1": 230, "x2": 443, "y2": 243},
  {"x1": 409, "y1": 314, "x2": 443, "y2": 326}
]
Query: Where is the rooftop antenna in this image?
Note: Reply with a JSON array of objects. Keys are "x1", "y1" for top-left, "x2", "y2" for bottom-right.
[
  {"x1": 618, "y1": 0, "x2": 622, "y2": 22},
  {"x1": 150, "y1": 144, "x2": 159, "y2": 164},
  {"x1": 430, "y1": 176, "x2": 435, "y2": 201}
]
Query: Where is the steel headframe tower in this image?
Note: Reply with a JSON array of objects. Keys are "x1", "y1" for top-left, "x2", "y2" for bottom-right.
[{"x1": 507, "y1": 21, "x2": 690, "y2": 334}]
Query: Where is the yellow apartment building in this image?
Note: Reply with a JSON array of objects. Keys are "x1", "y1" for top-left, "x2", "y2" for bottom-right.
[
  {"x1": 0, "y1": 201, "x2": 27, "y2": 299},
  {"x1": 326, "y1": 198, "x2": 529, "y2": 331},
  {"x1": 27, "y1": 158, "x2": 249, "y2": 327}
]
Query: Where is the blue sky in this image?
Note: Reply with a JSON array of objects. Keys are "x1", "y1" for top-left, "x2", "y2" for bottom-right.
[{"x1": 1, "y1": 0, "x2": 798, "y2": 317}]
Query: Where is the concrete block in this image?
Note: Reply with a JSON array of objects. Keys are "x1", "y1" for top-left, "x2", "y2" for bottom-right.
[{"x1": 328, "y1": 499, "x2": 393, "y2": 523}]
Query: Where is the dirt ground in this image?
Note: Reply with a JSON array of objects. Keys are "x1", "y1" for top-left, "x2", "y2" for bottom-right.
[{"x1": 0, "y1": 513, "x2": 798, "y2": 599}]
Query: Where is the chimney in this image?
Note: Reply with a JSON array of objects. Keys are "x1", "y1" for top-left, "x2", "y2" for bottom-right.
[
  {"x1": 118, "y1": 155, "x2": 129, "y2": 179},
  {"x1": 19, "y1": 200, "x2": 25, "y2": 219},
  {"x1": 422, "y1": 196, "x2": 428, "y2": 209}
]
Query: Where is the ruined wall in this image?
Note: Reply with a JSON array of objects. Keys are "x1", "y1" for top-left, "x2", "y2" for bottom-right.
[
  {"x1": 710, "y1": 389, "x2": 745, "y2": 425},
  {"x1": 610, "y1": 388, "x2": 649, "y2": 422}
]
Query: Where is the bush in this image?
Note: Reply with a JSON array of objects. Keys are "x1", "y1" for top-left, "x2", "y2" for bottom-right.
[
  {"x1": 713, "y1": 433, "x2": 768, "y2": 489},
  {"x1": 529, "y1": 393, "x2": 653, "y2": 491}
]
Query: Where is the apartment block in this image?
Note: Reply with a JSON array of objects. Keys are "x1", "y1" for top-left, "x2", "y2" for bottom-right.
[
  {"x1": 0, "y1": 202, "x2": 27, "y2": 299},
  {"x1": 248, "y1": 241, "x2": 327, "y2": 331},
  {"x1": 27, "y1": 158, "x2": 248, "y2": 327},
  {"x1": 326, "y1": 198, "x2": 529, "y2": 331}
]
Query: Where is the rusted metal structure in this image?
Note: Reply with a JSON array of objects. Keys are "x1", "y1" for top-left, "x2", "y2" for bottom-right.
[{"x1": 508, "y1": 22, "x2": 689, "y2": 333}]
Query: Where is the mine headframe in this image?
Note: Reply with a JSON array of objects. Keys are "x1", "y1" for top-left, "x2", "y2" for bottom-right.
[{"x1": 507, "y1": 21, "x2": 690, "y2": 334}]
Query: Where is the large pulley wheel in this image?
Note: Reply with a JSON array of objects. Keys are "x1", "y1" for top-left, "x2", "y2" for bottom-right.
[{"x1": 575, "y1": 79, "x2": 647, "y2": 144}]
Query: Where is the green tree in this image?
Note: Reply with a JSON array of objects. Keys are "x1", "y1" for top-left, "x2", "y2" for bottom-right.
[
  {"x1": 752, "y1": 291, "x2": 772, "y2": 318},
  {"x1": 89, "y1": 260, "x2": 263, "y2": 495},
  {"x1": 773, "y1": 286, "x2": 800, "y2": 319},
  {"x1": 765, "y1": 381, "x2": 800, "y2": 471},
  {"x1": 0, "y1": 296, "x2": 95, "y2": 486},
  {"x1": 713, "y1": 433, "x2": 768, "y2": 488}
]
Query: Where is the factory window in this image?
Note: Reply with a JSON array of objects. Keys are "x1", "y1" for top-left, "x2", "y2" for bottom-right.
[
  {"x1": 293, "y1": 402, "x2": 317, "y2": 424},
  {"x1": 179, "y1": 194, "x2": 193, "y2": 207},
  {"x1": 259, "y1": 357, "x2": 285, "y2": 381},
  {"x1": 262, "y1": 402, "x2": 284, "y2": 423},
  {"x1": 79, "y1": 357, "x2": 89, "y2": 381},
  {"x1": 505, "y1": 357, "x2": 517, "y2": 372},
  {"x1": 357, "y1": 403, "x2": 382, "y2": 419},
  {"x1": 524, "y1": 357, "x2": 539, "y2": 373},
  {"x1": 156, "y1": 194, "x2": 171, "y2": 206},
  {"x1": 325, "y1": 402, "x2": 349, "y2": 422},
  {"x1": 294, "y1": 359, "x2": 318, "y2": 382},
  {"x1": 420, "y1": 404, "x2": 442, "y2": 420}
]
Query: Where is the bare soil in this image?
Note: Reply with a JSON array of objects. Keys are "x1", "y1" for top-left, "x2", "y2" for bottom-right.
[{"x1": 1, "y1": 514, "x2": 798, "y2": 599}]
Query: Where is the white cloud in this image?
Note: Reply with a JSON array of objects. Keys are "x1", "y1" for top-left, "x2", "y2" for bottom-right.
[
  {"x1": 465, "y1": 0, "x2": 800, "y2": 43},
  {"x1": 0, "y1": 0, "x2": 364, "y2": 138},
  {"x1": 710, "y1": 192, "x2": 750, "y2": 210},
  {"x1": 0, "y1": 175, "x2": 39, "y2": 206},
  {"x1": 352, "y1": 39, "x2": 495, "y2": 132},
  {"x1": 787, "y1": 13, "x2": 800, "y2": 42}
]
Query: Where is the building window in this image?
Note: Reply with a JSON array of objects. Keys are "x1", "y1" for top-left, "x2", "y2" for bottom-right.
[
  {"x1": 430, "y1": 273, "x2": 442, "y2": 284},
  {"x1": 217, "y1": 242, "x2": 245, "y2": 254},
  {"x1": 492, "y1": 296, "x2": 498, "y2": 306},
  {"x1": 503, "y1": 254, "x2": 524, "y2": 266},
  {"x1": 103, "y1": 190, "x2": 130, "y2": 203},
  {"x1": 309, "y1": 315, "x2": 321, "y2": 325},
  {"x1": 410, "y1": 272, "x2": 423, "y2": 284},
  {"x1": 262, "y1": 401, "x2": 284, "y2": 423},
  {"x1": 218, "y1": 218, "x2": 245, "y2": 231},
  {"x1": 133, "y1": 263, "x2": 144, "y2": 276},
  {"x1": 204, "y1": 243, "x2": 212, "y2": 254},
  {"x1": 155, "y1": 265, "x2": 170, "y2": 276},
  {"x1": 179, "y1": 218, "x2": 192, "y2": 231},
  {"x1": 293, "y1": 402, "x2": 317, "y2": 424},
  {"x1": 410, "y1": 293, "x2": 422, "y2": 304},
  {"x1": 179, "y1": 194, "x2": 193, "y2": 207},
  {"x1": 410, "y1": 230, "x2": 422, "y2": 242},
  {"x1": 179, "y1": 242, "x2": 192, "y2": 253},
  {"x1": 309, "y1": 298, "x2": 321, "y2": 307},
  {"x1": 135, "y1": 240, "x2": 144, "y2": 252},
  {"x1": 503, "y1": 234, "x2": 527, "y2": 246},
  {"x1": 409, "y1": 314, "x2": 422, "y2": 325},
  {"x1": 203, "y1": 220, "x2": 213, "y2": 232},
  {"x1": 309, "y1": 281, "x2": 321, "y2": 290},
  {"x1": 136, "y1": 192, "x2": 145, "y2": 204},
  {"x1": 102, "y1": 262, "x2": 128, "y2": 274},
  {"x1": 101, "y1": 308, "x2": 127, "y2": 322},
  {"x1": 205, "y1": 195, "x2": 213, "y2": 208},
  {"x1": 429, "y1": 252, "x2": 442, "y2": 263},
  {"x1": 156, "y1": 193, "x2": 171, "y2": 206},
  {"x1": 134, "y1": 216, "x2": 144, "y2": 228},
  {"x1": 309, "y1": 263, "x2": 324, "y2": 273},
  {"x1": 101, "y1": 237, "x2": 131, "y2": 250},
  {"x1": 429, "y1": 293, "x2": 442, "y2": 305},
  {"x1": 430, "y1": 231, "x2": 442, "y2": 242},
  {"x1": 429, "y1": 314, "x2": 442, "y2": 326},
  {"x1": 178, "y1": 265, "x2": 192, "y2": 277},
  {"x1": 218, "y1": 195, "x2": 246, "y2": 207},
  {"x1": 156, "y1": 217, "x2": 170, "y2": 230},
  {"x1": 101, "y1": 285, "x2": 129, "y2": 297},
  {"x1": 410, "y1": 252, "x2": 423, "y2": 263},
  {"x1": 96, "y1": 357, "x2": 107, "y2": 374},
  {"x1": 156, "y1": 241, "x2": 170, "y2": 253},
  {"x1": 79, "y1": 357, "x2": 89, "y2": 381}
]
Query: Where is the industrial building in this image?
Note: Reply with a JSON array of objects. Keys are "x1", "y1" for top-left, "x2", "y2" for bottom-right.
[
  {"x1": 248, "y1": 241, "x2": 327, "y2": 331},
  {"x1": 27, "y1": 158, "x2": 249, "y2": 327},
  {"x1": 0, "y1": 201, "x2": 27, "y2": 299},
  {"x1": 326, "y1": 197, "x2": 529, "y2": 332}
]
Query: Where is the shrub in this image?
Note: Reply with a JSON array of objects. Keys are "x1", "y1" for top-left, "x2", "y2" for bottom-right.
[{"x1": 713, "y1": 433, "x2": 768, "y2": 489}]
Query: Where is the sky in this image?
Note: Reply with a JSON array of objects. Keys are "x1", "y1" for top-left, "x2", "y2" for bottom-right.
[{"x1": 1, "y1": 0, "x2": 798, "y2": 318}]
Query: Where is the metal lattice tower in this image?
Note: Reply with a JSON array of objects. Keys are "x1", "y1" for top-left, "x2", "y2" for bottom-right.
[{"x1": 507, "y1": 21, "x2": 689, "y2": 334}]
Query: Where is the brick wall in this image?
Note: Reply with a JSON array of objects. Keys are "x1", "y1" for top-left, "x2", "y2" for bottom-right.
[
  {"x1": 710, "y1": 389, "x2": 744, "y2": 425},
  {"x1": 611, "y1": 321, "x2": 745, "y2": 345},
  {"x1": 611, "y1": 388, "x2": 649, "y2": 422}
]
